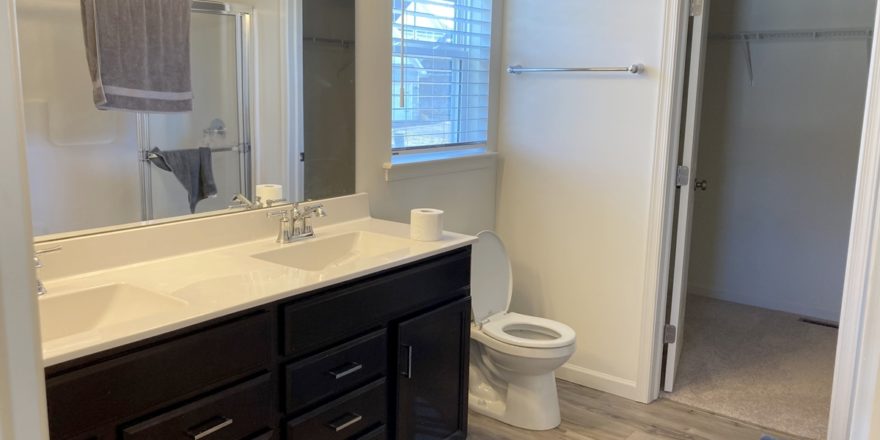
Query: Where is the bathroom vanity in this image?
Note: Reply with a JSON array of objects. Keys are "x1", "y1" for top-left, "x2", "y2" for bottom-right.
[{"x1": 36, "y1": 195, "x2": 476, "y2": 440}]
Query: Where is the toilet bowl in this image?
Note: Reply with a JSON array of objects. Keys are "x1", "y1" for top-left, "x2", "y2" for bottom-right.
[{"x1": 468, "y1": 231, "x2": 576, "y2": 431}]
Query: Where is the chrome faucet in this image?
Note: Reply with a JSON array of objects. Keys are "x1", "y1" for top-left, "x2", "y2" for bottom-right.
[
  {"x1": 267, "y1": 203, "x2": 327, "y2": 244},
  {"x1": 34, "y1": 246, "x2": 62, "y2": 296},
  {"x1": 230, "y1": 193, "x2": 261, "y2": 210},
  {"x1": 267, "y1": 210, "x2": 296, "y2": 243},
  {"x1": 293, "y1": 202, "x2": 326, "y2": 238}
]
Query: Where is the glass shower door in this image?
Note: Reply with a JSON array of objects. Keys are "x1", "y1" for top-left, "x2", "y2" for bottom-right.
[{"x1": 139, "y1": 8, "x2": 251, "y2": 220}]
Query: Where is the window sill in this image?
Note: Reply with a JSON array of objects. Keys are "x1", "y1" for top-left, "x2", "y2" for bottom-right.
[{"x1": 383, "y1": 149, "x2": 498, "y2": 182}]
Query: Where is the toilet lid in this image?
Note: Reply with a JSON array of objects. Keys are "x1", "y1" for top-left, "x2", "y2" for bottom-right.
[{"x1": 471, "y1": 230, "x2": 512, "y2": 323}]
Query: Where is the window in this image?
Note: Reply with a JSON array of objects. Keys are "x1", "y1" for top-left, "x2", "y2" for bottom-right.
[{"x1": 391, "y1": 0, "x2": 493, "y2": 152}]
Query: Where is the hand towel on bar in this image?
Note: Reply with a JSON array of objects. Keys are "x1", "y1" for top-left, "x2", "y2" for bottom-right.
[
  {"x1": 81, "y1": 0, "x2": 193, "y2": 112},
  {"x1": 148, "y1": 147, "x2": 218, "y2": 213}
]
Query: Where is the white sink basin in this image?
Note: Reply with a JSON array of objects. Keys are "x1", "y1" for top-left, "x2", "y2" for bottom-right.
[
  {"x1": 252, "y1": 231, "x2": 414, "y2": 271},
  {"x1": 39, "y1": 284, "x2": 187, "y2": 342}
]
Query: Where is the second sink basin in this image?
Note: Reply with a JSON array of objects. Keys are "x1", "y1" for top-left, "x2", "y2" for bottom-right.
[
  {"x1": 252, "y1": 231, "x2": 415, "y2": 271},
  {"x1": 39, "y1": 283, "x2": 187, "y2": 343}
]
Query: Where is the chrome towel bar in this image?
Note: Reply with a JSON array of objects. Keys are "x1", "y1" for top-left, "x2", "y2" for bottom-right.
[
  {"x1": 142, "y1": 145, "x2": 242, "y2": 161},
  {"x1": 507, "y1": 64, "x2": 644, "y2": 75}
]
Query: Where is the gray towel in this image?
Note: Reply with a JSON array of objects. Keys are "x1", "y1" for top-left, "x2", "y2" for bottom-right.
[
  {"x1": 81, "y1": 0, "x2": 193, "y2": 112},
  {"x1": 149, "y1": 147, "x2": 217, "y2": 213}
]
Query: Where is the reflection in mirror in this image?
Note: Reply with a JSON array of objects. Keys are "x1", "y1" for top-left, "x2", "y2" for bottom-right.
[
  {"x1": 303, "y1": 0, "x2": 356, "y2": 200},
  {"x1": 19, "y1": 0, "x2": 254, "y2": 237},
  {"x1": 142, "y1": 9, "x2": 252, "y2": 220},
  {"x1": 19, "y1": 0, "x2": 359, "y2": 240}
]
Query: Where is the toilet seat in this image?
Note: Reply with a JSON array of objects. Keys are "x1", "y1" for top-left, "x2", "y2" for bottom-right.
[
  {"x1": 471, "y1": 231, "x2": 576, "y2": 350},
  {"x1": 482, "y1": 312, "x2": 576, "y2": 349},
  {"x1": 471, "y1": 324, "x2": 576, "y2": 360}
]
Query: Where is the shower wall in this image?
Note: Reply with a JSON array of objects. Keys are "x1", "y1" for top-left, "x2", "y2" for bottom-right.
[
  {"x1": 688, "y1": 0, "x2": 876, "y2": 321},
  {"x1": 17, "y1": 4, "x2": 142, "y2": 236},
  {"x1": 18, "y1": 1, "x2": 252, "y2": 236}
]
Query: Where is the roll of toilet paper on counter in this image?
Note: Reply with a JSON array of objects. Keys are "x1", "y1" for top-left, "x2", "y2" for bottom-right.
[
  {"x1": 410, "y1": 209, "x2": 444, "y2": 241},
  {"x1": 256, "y1": 184, "x2": 283, "y2": 204}
]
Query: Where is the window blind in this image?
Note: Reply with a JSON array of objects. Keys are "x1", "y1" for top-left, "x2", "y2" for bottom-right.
[{"x1": 391, "y1": 0, "x2": 493, "y2": 151}]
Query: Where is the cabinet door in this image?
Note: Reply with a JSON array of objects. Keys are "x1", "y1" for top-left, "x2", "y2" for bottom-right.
[{"x1": 396, "y1": 298, "x2": 470, "y2": 440}]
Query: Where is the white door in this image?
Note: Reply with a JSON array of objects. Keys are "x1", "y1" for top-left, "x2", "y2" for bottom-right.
[{"x1": 664, "y1": 0, "x2": 711, "y2": 393}]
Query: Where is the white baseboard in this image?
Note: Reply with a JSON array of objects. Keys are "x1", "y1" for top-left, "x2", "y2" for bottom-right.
[
  {"x1": 689, "y1": 284, "x2": 840, "y2": 322},
  {"x1": 556, "y1": 363, "x2": 644, "y2": 403}
]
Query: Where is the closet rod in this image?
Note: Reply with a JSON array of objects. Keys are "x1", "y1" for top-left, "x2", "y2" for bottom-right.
[
  {"x1": 303, "y1": 36, "x2": 355, "y2": 48},
  {"x1": 711, "y1": 28, "x2": 874, "y2": 43}
]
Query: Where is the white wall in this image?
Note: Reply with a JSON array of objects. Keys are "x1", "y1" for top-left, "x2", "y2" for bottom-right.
[
  {"x1": 688, "y1": 0, "x2": 875, "y2": 321},
  {"x1": 355, "y1": 0, "x2": 497, "y2": 235},
  {"x1": 495, "y1": 0, "x2": 669, "y2": 400},
  {"x1": 0, "y1": 0, "x2": 49, "y2": 436}
]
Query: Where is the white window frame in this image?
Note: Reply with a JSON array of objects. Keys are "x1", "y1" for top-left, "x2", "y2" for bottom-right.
[{"x1": 389, "y1": 0, "x2": 500, "y2": 159}]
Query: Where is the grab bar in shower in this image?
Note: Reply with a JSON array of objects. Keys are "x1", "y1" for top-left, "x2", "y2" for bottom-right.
[{"x1": 506, "y1": 64, "x2": 644, "y2": 75}]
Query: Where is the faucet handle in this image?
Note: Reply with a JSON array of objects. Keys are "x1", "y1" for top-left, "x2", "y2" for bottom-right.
[{"x1": 301, "y1": 203, "x2": 326, "y2": 217}]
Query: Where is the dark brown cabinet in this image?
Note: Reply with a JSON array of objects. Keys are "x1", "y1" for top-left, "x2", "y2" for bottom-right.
[
  {"x1": 45, "y1": 247, "x2": 471, "y2": 440},
  {"x1": 395, "y1": 298, "x2": 470, "y2": 440}
]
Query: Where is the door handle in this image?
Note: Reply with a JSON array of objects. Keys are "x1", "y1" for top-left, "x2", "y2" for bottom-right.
[
  {"x1": 695, "y1": 179, "x2": 708, "y2": 191},
  {"x1": 401, "y1": 345, "x2": 413, "y2": 379},
  {"x1": 327, "y1": 362, "x2": 363, "y2": 379}
]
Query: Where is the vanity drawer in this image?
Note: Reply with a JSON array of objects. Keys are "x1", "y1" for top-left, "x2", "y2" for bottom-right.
[
  {"x1": 285, "y1": 329, "x2": 387, "y2": 414},
  {"x1": 286, "y1": 379, "x2": 387, "y2": 440},
  {"x1": 121, "y1": 374, "x2": 272, "y2": 440},
  {"x1": 281, "y1": 249, "x2": 470, "y2": 357},
  {"x1": 46, "y1": 312, "x2": 271, "y2": 438}
]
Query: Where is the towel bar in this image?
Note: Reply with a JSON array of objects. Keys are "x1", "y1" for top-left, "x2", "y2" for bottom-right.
[{"x1": 507, "y1": 64, "x2": 644, "y2": 75}]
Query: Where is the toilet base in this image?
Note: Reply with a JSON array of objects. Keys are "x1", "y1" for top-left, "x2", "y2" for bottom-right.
[{"x1": 468, "y1": 371, "x2": 562, "y2": 431}]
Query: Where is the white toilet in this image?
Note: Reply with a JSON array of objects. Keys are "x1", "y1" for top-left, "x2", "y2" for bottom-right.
[{"x1": 468, "y1": 231, "x2": 576, "y2": 431}]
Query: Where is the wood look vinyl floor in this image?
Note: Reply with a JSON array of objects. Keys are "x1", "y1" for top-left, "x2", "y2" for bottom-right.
[{"x1": 467, "y1": 380, "x2": 807, "y2": 440}]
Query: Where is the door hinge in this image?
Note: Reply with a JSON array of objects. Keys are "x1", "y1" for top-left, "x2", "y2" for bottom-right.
[
  {"x1": 664, "y1": 324, "x2": 677, "y2": 344},
  {"x1": 675, "y1": 165, "x2": 690, "y2": 187},
  {"x1": 299, "y1": 152, "x2": 305, "y2": 162},
  {"x1": 690, "y1": 0, "x2": 704, "y2": 16}
]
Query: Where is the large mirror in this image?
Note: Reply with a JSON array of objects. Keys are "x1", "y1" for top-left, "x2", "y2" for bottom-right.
[{"x1": 17, "y1": 0, "x2": 356, "y2": 239}]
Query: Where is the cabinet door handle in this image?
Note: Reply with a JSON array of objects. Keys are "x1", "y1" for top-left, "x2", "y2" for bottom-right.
[
  {"x1": 186, "y1": 416, "x2": 234, "y2": 439},
  {"x1": 401, "y1": 345, "x2": 413, "y2": 379},
  {"x1": 327, "y1": 361, "x2": 363, "y2": 379},
  {"x1": 327, "y1": 412, "x2": 363, "y2": 432}
]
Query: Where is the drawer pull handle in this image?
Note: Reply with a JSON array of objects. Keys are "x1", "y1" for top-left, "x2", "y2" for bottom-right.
[
  {"x1": 187, "y1": 416, "x2": 234, "y2": 440},
  {"x1": 401, "y1": 345, "x2": 413, "y2": 379},
  {"x1": 328, "y1": 362, "x2": 363, "y2": 379},
  {"x1": 327, "y1": 412, "x2": 363, "y2": 432}
]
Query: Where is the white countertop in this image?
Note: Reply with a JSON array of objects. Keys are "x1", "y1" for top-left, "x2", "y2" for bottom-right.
[{"x1": 41, "y1": 217, "x2": 476, "y2": 367}]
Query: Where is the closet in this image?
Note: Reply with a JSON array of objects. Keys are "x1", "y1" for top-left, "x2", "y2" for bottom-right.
[{"x1": 663, "y1": 1, "x2": 876, "y2": 439}]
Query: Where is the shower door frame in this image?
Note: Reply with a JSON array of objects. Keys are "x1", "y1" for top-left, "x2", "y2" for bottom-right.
[{"x1": 137, "y1": 1, "x2": 254, "y2": 221}]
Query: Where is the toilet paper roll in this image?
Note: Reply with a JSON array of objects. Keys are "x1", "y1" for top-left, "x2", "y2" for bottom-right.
[
  {"x1": 410, "y1": 208, "x2": 444, "y2": 241},
  {"x1": 256, "y1": 184, "x2": 283, "y2": 205}
]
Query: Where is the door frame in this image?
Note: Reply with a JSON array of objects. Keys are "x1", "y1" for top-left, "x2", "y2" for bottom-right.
[
  {"x1": 0, "y1": 0, "x2": 49, "y2": 437},
  {"x1": 646, "y1": 1, "x2": 880, "y2": 438}
]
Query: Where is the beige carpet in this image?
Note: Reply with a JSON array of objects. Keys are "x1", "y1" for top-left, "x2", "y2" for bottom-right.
[{"x1": 663, "y1": 296, "x2": 838, "y2": 440}]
